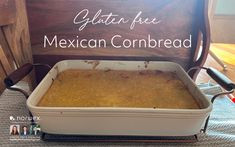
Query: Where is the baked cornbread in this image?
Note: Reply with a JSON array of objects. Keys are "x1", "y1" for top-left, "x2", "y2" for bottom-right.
[{"x1": 37, "y1": 69, "x2": 199, "y2": 109}]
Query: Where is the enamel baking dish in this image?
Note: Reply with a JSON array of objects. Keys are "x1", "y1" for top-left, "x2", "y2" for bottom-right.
[{"x1": 26, "y1": 60, "x2": 212, "y2": 136}]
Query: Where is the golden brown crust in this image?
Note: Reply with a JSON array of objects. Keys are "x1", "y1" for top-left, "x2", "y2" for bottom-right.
[{"x1": 37, "y1": 70, "x2": 199, "y2": 109}]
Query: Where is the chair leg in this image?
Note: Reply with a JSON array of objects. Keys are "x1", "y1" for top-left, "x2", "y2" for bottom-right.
[{"x1": 209, "y1": 50, "x2": 227, "y2": 71}]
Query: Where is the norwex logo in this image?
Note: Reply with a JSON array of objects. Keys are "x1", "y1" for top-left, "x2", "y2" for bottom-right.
[{"x1": 9, "y1": 116, "x2": 40, "y2": 122}]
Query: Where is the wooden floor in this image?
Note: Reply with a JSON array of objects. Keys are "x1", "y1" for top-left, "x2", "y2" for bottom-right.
[{"x1": 196, "y1": 43, "x2": 235, "y2": 95}]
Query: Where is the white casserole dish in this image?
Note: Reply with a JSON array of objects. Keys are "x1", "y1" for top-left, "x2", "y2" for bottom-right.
[{"x1": 27, "y1": 60, "x2": 212, "y2": 136}]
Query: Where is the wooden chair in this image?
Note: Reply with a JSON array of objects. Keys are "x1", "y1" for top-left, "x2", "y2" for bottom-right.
[{"x1": 0, "y1": 0, "x2": 34, "y2": 94}]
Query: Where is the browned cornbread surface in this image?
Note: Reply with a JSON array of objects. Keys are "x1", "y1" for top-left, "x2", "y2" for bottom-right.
[{"x1": 37, "y1": 70, "x2": 199, "y2": 109}]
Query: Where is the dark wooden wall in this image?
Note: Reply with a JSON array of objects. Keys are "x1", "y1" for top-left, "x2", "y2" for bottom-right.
[{"x1": 26, "y1": 0, "x2": 210, "y2": 82}]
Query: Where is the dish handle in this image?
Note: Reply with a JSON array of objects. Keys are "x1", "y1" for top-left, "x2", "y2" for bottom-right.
[
  {"x1": 4, "y1": 63, "x2": 51, "y2": 98},
  {"x1": 206, "y1": 67, "x2": 235, "y2": 92},
  {"x1": 188, "y1": 66, "x2": 235, "y2": 101},
  {"x1": 188, "y1": 66, "x2": 235, "y2": 133},
  {"x1": 4, "y1": 63, "x2": 34, "y2": 89}
]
